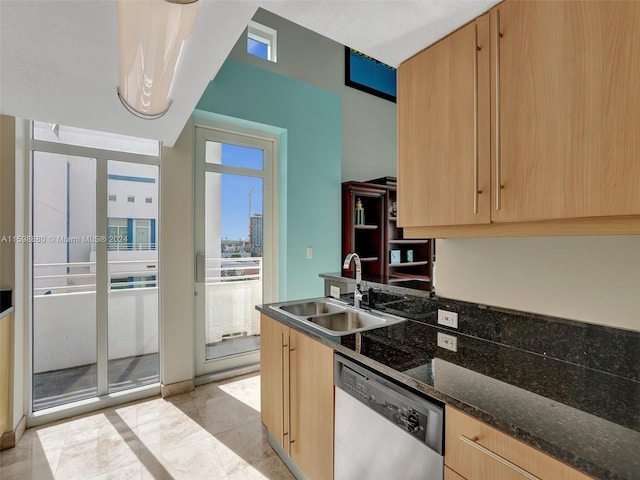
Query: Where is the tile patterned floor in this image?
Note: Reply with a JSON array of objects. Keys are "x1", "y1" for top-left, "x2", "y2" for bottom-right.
[{"x1": 0, "y1": 373, "x2": 295, "y2": 480}]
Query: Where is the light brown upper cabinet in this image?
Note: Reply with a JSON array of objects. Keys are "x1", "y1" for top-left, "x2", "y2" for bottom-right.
[
  {"x1": 493, "y1": 0, "x2": 640, "y2": 222},
  {"x1": 398, "y1": 15, "x2": 491, "y2": 228},
  {"x1": 398, "y1": 0, "x2": 640, "y2": 237}
]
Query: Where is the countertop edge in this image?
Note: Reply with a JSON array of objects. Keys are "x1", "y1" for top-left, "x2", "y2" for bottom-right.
[{"x1": 0, "y1": 307, "x2": 14, "y2": 320}]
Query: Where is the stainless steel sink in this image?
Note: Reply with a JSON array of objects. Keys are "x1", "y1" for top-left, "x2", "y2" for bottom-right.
[
  {"x1": 278, "y1": 299, "x2": 345, "y2": 317},
  {"x1": 308, "y1": 309, "x2": 388, "y2": 331},
  {"x1": 269, "y1": 297, "x2": 406, "y2": 336}
]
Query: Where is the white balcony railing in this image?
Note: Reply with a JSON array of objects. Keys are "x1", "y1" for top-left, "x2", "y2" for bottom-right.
[
  {"x1": 32, "y1": 257, "x2": 262, "y2": 372},
  {"x1": 33, "y1": 259, "x2": 158, "y2": 294},
  {"x1": 90, "y1": 242, "x2": 157, "y2": 252},
  {"x1": 205, "y1": 256, "x2": 262, "y2": 283}
]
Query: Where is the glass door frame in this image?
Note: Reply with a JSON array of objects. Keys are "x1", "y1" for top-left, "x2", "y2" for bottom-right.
[
  {"x1": 193, "y1": 121, "x2": 278, "y2": 377},
  {"x1": 28, "y1": 133, "x2": 160, "y2": 426}
]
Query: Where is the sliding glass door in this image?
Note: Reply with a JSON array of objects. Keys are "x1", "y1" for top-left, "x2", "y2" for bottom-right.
[
  {"x1": 31, "y1": 122, "x2": 159, "y2": 412},
  {"x1": 32, "y1": 152, "x2": 98, "y2": 409}
]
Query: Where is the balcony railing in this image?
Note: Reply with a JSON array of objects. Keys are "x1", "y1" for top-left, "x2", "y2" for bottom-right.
[
  {"x1": 33, "y1": 256, "x2": 262, "y2": 293},
  {"x1": 33, "y1": 259, "x2": 159, "y2": 294},
  {"x1": 205, "y1": 256, "x2": 262, "y2": 283},
  {"x1": 90, "y1": 242, "x2": 157, "y2": 252},
  {"x1": 32, "y1": 257, "x2": 263, "y2": 372}
]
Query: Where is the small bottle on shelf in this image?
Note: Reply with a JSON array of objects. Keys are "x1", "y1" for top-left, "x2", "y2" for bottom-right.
[{"x1": 355, "y1": 198, "x2": 365, "y2": 225}]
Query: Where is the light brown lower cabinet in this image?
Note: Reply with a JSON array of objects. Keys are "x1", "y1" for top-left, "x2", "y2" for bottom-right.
[
  {"x1": 1, "y1": 311, "x2": 12, "y2": 435},
  {"x1": 260, "y1": 314, "x2": 334, "y2": 480},
  {"x1": 445, "y1": 406, "x2": 593, "y2": 480},
  {"x1": 445, "y1": 466, "x2": 467, "y2": 480}
]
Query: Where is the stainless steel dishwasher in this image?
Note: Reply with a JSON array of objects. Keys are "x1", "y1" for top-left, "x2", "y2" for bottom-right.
[{"x1": 334, "y1": 354, "x2": 444, "y2": 480}]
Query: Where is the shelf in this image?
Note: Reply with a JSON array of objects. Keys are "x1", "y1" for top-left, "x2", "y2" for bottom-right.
[
  {"x1": 388, "y1": 272, "x2": 432, "y2": 282},
  {"x1": 343, "y1": 178, "x2": 433, "y2": 282},
  {"x1": 388, "y1": 239, "x2": 430, "y2": 245},
  {"x1": 388, "y1": 261, "x2": 429, "y2": 268}
]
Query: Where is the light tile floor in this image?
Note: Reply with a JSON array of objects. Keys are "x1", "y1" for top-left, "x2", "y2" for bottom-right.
[{"x1": 0, "y1": 373, "x2": 296, "y2": 480}]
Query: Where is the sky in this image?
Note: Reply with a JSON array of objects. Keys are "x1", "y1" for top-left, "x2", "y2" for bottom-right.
[{"x1": 218, "y1": 144, "x2": 263, "y2": 240}]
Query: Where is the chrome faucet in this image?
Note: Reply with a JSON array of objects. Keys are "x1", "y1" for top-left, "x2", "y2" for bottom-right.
[{"x1": 343, "y1": 253, "x2": 363, "y2": 308}]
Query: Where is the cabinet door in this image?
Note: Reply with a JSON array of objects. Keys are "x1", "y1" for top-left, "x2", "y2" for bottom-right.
[
  {"x1": 493, "y1": 1, "x2": 640, "y2": 222},
  {"x1": 445, "y1": 466, "x2": 467, "y2": 480},
  {"x1": 0, "y1": 311, "x2": 11, "y2": 435},
  {"x1": 260, "y1": 314, "x2": 289, "y2": 452},
  {"x1": 398, "y1": 15, "x2": 490, "y2": 227},
  {"x1": 289, "y1": 329, "x2": 334, "y2": 480}
]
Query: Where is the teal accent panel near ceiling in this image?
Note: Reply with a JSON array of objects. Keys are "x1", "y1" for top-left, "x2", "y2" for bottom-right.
[{"x1": 196, "y1": 59, "x2": 342, "y2": 301}]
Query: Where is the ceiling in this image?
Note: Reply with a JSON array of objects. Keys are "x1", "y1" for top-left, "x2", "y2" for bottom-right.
[{"x1": 0, "y1": 0, "x2": 499, "y2": 147}]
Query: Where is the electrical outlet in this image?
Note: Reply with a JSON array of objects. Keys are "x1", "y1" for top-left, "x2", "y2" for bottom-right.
[
  {"x1": 330, "y1": 285, "x2": 341, "y2": 299},
  {"x1": 306, "y1": 247, "x2": 313, "y2": 259},
  {"x1": 437, "y1": 332, "x2": 458, "y2": 352},
  {"x1": 437, "y1": 309, "x2": 459, "y2": 329}
]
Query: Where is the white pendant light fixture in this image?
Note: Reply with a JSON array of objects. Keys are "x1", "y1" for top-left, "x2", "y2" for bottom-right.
[{"x1": 117, "y1": 0, "x2": 199, "y2": 119}]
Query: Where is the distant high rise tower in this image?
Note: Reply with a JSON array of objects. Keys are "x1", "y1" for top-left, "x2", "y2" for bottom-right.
[{"x1": 249, "y1": 213, "x2": 263, "y2": 255}]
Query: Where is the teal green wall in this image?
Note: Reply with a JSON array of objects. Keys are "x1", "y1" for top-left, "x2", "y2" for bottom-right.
[{"x1": 196, "y1": 59, "x2": 342, "y2": 300}]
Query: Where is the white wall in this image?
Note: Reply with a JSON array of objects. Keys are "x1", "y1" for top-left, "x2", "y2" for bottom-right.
[
  {"x1": 32, "y1": 288, "x2": 158, "y2": 373},
  {"x1": 229, "y1": 8, "x2": 397, "y2": 182},
  {"x1": 205, "y1": 281, "x2": 261, "y2": 343},
  {"x1": 159, "y1": 119, "x2": 195, "y2": 385},
  {"x1": 32, "y1": 152, "x2": 69, "y2": 267},
  {"x1": 435, "y1": 236, "x2": 640, "y2": 332},
  {"x1": 107, "y1": 162, "x2": 158, "y2": 224}
]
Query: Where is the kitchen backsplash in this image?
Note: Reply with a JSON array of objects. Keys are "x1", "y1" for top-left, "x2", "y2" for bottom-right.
[{"x1": 322, "y1": 274, "x2": 640, "y2": 382}]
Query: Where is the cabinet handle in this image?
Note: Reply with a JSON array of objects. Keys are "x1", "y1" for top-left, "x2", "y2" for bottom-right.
[
  {"x1": 495, "y1": 9, "x2": 503, "y2": 211},
  {"x1": 460, "y1": 435, "x2": 541, "y2": 480},
  {"x1": 473, "y1": 23, "x2": 479, "y2": 214}
]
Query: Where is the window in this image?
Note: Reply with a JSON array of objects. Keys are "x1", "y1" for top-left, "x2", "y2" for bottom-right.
[
  {"x1": 247, "y1": 21, "x2": 277, "y2": 62},
  {"x1": 108, "y1": 218, "x2": 129, "y2": 251},
  {"x1": 110, "y1": 275, "x2": 156, "y2": 290},
  {"x1": 108, "y1": 194, "x2": 117, "y2": 202},
  {"x1": 133, "y1": 219, "x2": 152, "y2": 250},
  {"x1": 32, "y1": 121, "x2": 159, "y2": 156},
  {"x1": 127, "y1": 195, "x2": 135, "y2": 203},
  {"x1": 145, "y1": 197, "x2": 153, "y2": 204},
  {"x1": 107, "y1": 218, "x2": 155, "y2": 251}
]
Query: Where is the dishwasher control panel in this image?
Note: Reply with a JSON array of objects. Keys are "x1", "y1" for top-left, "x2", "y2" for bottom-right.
[{"x1": 340, "y1": 360, "x2": 430, "y2": 444}]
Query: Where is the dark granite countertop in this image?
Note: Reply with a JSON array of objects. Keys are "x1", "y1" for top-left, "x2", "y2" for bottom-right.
[
  {"x1": 0, "y1": 306, "x2": 14, "y2": 320},
  {"x1": 0, "y1": 289, "x2": 12, "y2": 314},
  {"x1": 257, "y1": 296, "x2": 640, "y2": 480}
]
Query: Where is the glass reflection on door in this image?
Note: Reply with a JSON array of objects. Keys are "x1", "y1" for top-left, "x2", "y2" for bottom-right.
[
  {"x1": 107, "y1": 161, "x2": 159, "y2": 392},
  {"x1": 32, "y1": 152, "x2": 97, "y2": 410}
]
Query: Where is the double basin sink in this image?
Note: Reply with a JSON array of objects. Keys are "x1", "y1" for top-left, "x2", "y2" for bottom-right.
[{"x1": 269, "y1": 297, "x2": 407, "y2": 337}]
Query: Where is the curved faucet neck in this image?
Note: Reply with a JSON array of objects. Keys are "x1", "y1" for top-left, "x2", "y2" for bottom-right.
[{"x1": 343, "y1": 253, "x2": 363, "y2": 307}]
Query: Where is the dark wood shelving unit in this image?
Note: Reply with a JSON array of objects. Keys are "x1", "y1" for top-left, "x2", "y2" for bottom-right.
[
  {"x1": 342, "y1": 177, "x2": 434, "y2": 287},
  {"x1": 342, "y1": 181, "x2": 387, "y2": 278}
]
